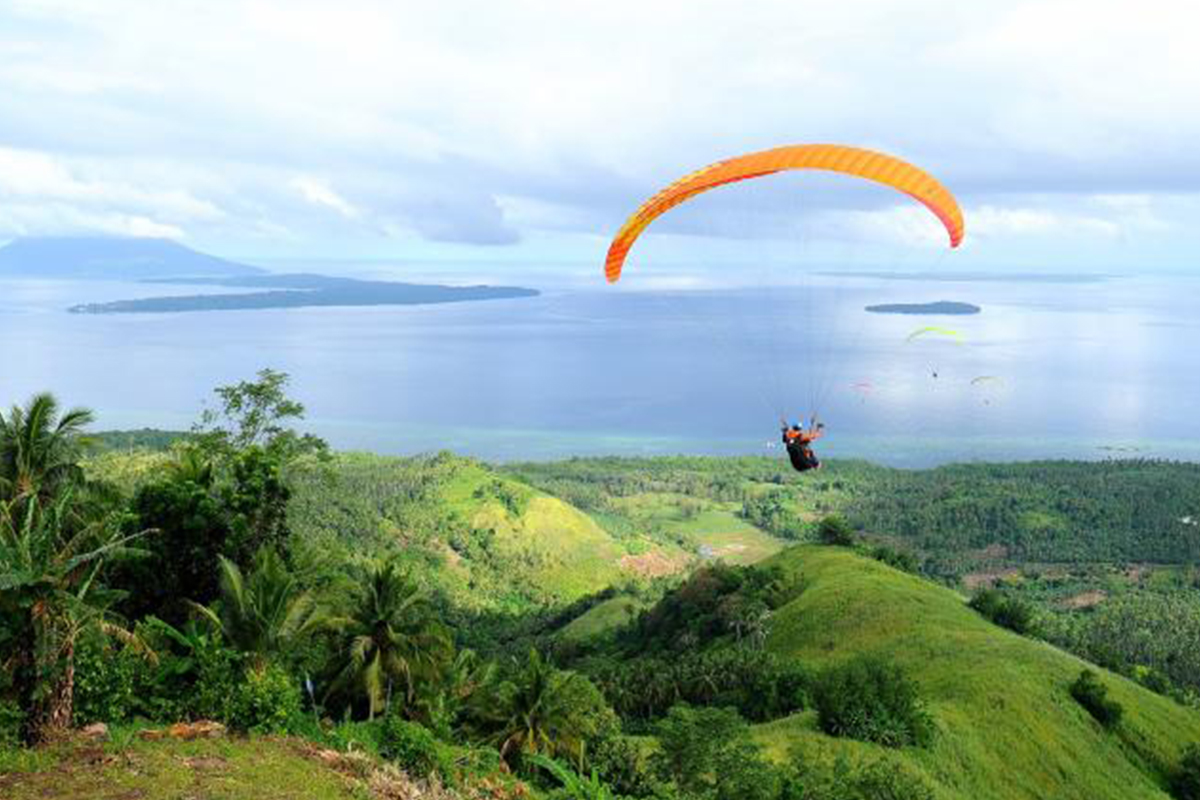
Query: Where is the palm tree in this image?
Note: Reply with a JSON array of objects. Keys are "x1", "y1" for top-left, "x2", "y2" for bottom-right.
[
  {"x1": 165, "y1": 445, "x2": 215, "y2": 488},
  {"x1": 0, "y1": 393, "x2": 96, "y2": 508},
  {"x1": 191, "y1": 546, "x2": 322, "y2": 670},
  {"x1": 480, "y1": 649, "x2": 604, "y2": 769},
  {"x1": 326, "y1": 561, "x2": 452, "y2": 720},
  {"x1": 0, "y1": 490, "x2": 145, "y2": 741}
]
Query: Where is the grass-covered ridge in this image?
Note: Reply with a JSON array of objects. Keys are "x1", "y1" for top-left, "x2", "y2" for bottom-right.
[
  {"x1": 758, "y1": 545, "x2": 1200, "y2": 800},
  {"x1": 0, "y1": 735, "x2": 360, "y2": 800},
  {"x1": 288, "y1": 452, "x2": 633, "y2": 611}
]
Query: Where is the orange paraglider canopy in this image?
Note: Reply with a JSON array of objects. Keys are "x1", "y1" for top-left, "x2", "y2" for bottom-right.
[{"x1": 604, "y1": 144, "x2": 964, "y2": 283}]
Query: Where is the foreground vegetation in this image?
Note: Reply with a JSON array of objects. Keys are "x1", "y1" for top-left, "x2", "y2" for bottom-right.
[{"x1": 4, "y1": 371, "x2": 1200, "y2": 799}]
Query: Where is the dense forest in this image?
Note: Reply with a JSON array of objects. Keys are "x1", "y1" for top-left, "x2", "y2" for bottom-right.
[{"x1": 3, "y1": 371, "x2": 1200, "y2": 800}]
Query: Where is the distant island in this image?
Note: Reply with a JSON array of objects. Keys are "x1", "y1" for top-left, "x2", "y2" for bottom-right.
[
  {"x1": 68, "y1": 273, "x2": 539, "y2": 314},
  {"x1": 0, "y1": 236, "x2": 266, "y2": 279},
  {"x1": 865, "y1": 300, "x2": 980, "y2": 315}
]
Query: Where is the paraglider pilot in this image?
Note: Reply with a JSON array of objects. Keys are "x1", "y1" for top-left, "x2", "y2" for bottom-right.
[{"x1": 780, "y1": 417, "x2": 824, "y2": 473}]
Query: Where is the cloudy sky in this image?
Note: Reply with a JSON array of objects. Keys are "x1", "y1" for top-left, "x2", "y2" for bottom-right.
[{"x1": 1, "y1": 0, "x2": 1197, "y2": 285}]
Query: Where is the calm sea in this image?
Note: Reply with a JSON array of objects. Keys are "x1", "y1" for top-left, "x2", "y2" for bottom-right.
[{"x1": 2, "y1": 273, "x2": 1198, "y2": 467}]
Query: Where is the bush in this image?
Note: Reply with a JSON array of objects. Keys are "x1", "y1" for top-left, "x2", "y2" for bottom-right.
[
  {"x1": 741, "y1": 494, "x2": 806, "y2": 540},
  {"x1": 1069, "y1": 670, "x2": 1123, "y2": 729},
  {"x1": 188, "y1": 638, "x2": 244, "y2": 722},
  {"x1": 852, "y1": 758, "x2": 937, "y2": 800},
  {"x1": 870, "y1": 545, "x2": 919, "y2": 574},
  {"x1": 379, "y1": 716, "x2": 453, "y2": 779},
  {"x1": 119, "y1": 618, "x2": 242, "y2": 724},
  {"x1": 591, "y1": 734, "x2": 657, "y2": 798},
  {"x1": 818, "y1": 515, "x2": 855, "y2": 547},
  {"x1": 968, "y1": 589, "x2": 1036, "y2": 635},
  {"x1": 73, "y1": 637, "x2": 142, "y2": 726},
  {"x1": 227, "y1": 663, "x2": 303, "y2": 734},
  {"x1": 792, "y1": 755, "x2": 935, "y2": 800},
  {"x1": 654, "y1": 705, "x2": 778, "y2": 800},
  {"x1": 323, "y1": 719, "x2": 385, "y2": 756},
  {"x1": 1172, "y1": 744, "x2": 1200, "y2": 800},
  {"x1": 0, "y1": 698, "x2": 23, "y2": 748},
  {"x1": 813, "y1": 656, "x2": 933, "y2": 747}
]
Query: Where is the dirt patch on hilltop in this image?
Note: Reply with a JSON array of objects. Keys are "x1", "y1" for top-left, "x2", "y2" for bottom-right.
[
  {"x1": 962, "y1": 568, "x2": 1021, "y2": 591},
  {"x1": 620, "y1": 550, "x2": 687, "y2": 578},
  {"x1": 1060, "y1": 590, "x2": 1108, "y2": 610}
]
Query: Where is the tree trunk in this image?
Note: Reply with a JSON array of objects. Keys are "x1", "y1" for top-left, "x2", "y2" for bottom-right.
[{"x1": 34, "y1": 636, "x2": 74, "y2": 743}]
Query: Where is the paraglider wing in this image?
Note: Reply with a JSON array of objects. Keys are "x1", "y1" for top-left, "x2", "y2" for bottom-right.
[
  {"x1": 905, "y1": 326, "x2": 965, "y2": 345},
  {"x1": 605, "y1": 144, "x2": 964, "y2": 283},
  {"x1": 970, "y1": 375, "x2": 1002, "y2": 385}
]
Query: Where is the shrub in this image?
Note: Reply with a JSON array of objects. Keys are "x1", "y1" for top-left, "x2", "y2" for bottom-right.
[
  {"x1": 969, "y1": 589, "x2": 1036, "y2": 635},
  {"x1": 591, "y1": 734, "x2": 657, "y2": 799},
  {"x1": 654, "y1": 705, "x2": 777, "y2": 800},
  {"x1": 324, "y1": 719, "x2": 385, "y2": 757},
  {"x1": 1133, "y1": 664, "x2": 1178, "y2": 698},
  {"x1": 792, "y1": 755, "x2": 935, "y2": 800},
  {"x1": 73, "y1": 637, "x2": 142, "y2": 726},
  {"x1": 379, "y1": 715, "x2": 453, "y2": 779},
  {"x1": 813, "y1": 656, "x2": 933, "y2": 747},
  {"x1": 870, "y1": 545, "x2": 919, "y2": 574},
  {"x1": 852, "y1": 758, "x2": 937, "y2": 800},
  {"x1": 0, "y1": 698, "x2": 23, "y2": 748},
  {"x1": 818, "y1": 515, "x2": 855, "y2": 547},
  {"x1": 1172, "y1": 744, "x2": 1200, "y2": 800},
  {"x1": 122, "y1": 618, "x2": 242, "y2": 724},
  {"x1": 1070, "y1": 670, "x2": 1123, "y2": 729},
  {"x1": 227, "y1": 663, "x2": 303, "y2": 734},
  {"x1": 741, "y1": 494, "x2": 806, "y2": 540},
  {"x1": 188, "y1": 637, "x2": 244, "y2": 722}
]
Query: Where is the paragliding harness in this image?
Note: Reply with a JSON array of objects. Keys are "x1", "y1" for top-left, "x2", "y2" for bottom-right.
[{"x1": 781, "y1": 418, "x2": 823, "y2": 473}]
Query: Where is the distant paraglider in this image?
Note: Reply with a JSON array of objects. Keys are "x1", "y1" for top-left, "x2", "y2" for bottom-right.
[{"x1": 906, "y1": 326, "x2": 965, "y2": 345}]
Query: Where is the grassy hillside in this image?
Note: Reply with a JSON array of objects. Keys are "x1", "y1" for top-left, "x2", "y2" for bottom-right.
[
  {"x1": 0, "y1": 736, "x2": 357, "y2": 800},
  {"x1": 289, "y1": 452, "x2": 646, "y2": 611},
  {"x1": 559, "y1": 595, "x2": 646, "y2": 642},
  {"x1": 758, "y1": 545, "x2": 1200, "y2": 800}
]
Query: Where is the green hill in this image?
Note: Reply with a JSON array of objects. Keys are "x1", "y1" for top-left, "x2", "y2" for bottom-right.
[
  {"x1": 289, "y1": 452, "x2": 643, "y2": 611},
  {"x1": 757, "y1": 545, "x2": 1200, "y2": 799}
]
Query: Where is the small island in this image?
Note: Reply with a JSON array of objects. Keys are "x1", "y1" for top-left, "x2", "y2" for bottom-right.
[
  {"x1": 68, "y1": 273, "x2": 539, "y2": 314},
  {"x1": 865, "y1": 300, "x2": 980, "y2": 315}
]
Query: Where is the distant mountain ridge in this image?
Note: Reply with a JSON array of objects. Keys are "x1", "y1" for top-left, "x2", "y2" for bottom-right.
[{"x1": 0, "y1": 236, "x2": 266, "y2": 279}]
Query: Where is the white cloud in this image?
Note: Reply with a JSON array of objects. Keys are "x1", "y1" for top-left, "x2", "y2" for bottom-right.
[
  {"x1": 0, "y1": 203, "x2": 184, "y2": 239},
  {"x1": 968, "y1": 205, "x2": 1119, "y2": 240},
  {"x1": 817, "y1": 193, "x2": 1176, "y2": 249},
  {"x1": 290, "y1": 176, "x2": 358, "y2": 218},
  {"x1": 0, "y1": 146, "x2": 222, "y2": 239}
]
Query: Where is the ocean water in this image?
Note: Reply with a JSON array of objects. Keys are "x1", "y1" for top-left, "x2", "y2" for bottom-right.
[{"x1": 1, "y1": 273, "x2": 1198, "y2": 467}]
